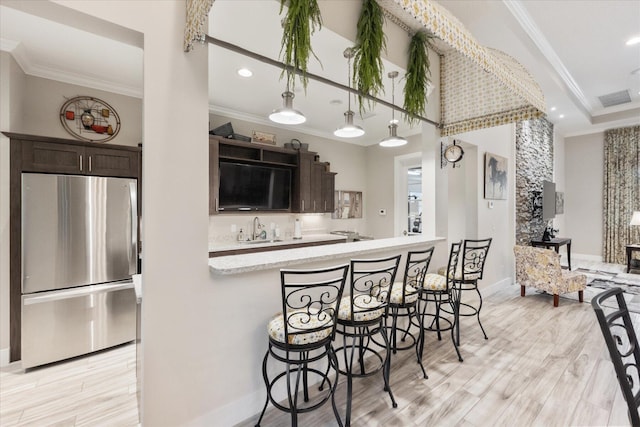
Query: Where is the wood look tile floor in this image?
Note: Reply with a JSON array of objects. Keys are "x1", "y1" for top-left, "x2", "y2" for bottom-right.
[
  {"x1": 0, "y1": 260, "x2": 634, "y2": 426},
  {"x1": 0, "y1": 343, "x2": 138, "y2": 426},
  {"x1": 238, "y1": 270, "x2": 634, "y2": 426}
]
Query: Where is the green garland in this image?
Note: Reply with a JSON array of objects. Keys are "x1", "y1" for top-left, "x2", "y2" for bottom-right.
[
  {"x1": 404, "y1": 31, "x2": 433, "y2": 125},
  {"x1": 353, "y1": 0, "x2": 386, "y2": 114},
  {"x1": 279, "y1": 0, "x2": 322, "y2": 91}
]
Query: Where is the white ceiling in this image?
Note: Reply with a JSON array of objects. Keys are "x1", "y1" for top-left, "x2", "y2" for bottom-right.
[{"x1": 1, "y1": 0, "x2": 639, "y2": 144}]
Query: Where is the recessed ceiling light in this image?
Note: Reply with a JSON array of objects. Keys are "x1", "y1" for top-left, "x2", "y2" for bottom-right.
[
  {"x1": 550, "y1": 106, "x2": 557, "y2": 112},
  {"x1": 559, "y1": 114, "x2": 565, "y2": 119},
  {"x1": 237, "y1": 68, "x2": 253, "y2": 78},
  {"x1": 626, "y1": 36, "x2": 640, "y2": 46}
]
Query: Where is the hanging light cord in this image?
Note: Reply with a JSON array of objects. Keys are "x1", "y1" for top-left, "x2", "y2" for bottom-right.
[
  {"x1": 389, "y1": 71, "x2": 399, "y2": 123},
  {"x1": 346, "y1": 49, "x2": 353, "y2": 112}
]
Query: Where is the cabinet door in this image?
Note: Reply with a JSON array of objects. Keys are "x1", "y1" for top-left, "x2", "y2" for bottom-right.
[
  {"x1": 86, "y1": 147, "x2": 139, "y2": 178},
  {"x1": 209, "y1": 139, "x2": 220, "y2": 214},
  {"x1": 294, "y1": 152, "x2": 316, "y2": 213},
  {"x1": 311, "y1": 163, "x2": 324, "y2": 212},
  {"x1": 322, "y1": 171, "x2": 336, "y2": 213},
  {"x1": 21, "y1": 141, "x2": 83, "y2": 174}
]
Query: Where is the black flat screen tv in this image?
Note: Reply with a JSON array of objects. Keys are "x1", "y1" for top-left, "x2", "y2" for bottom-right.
[
  {"x1": 218, "y1": 161, "x2": 291, "y2": 211},
  {"x1": 542, "y1": 180, "x2": 556, "y2": 220}
]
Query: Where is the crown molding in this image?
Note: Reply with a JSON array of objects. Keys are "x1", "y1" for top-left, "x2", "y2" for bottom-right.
[
  {"x1": 0, "y1": 38, "x2": 19, "y2": 52},
  {"x1": 1, "y1": 38, "x2": 141, "y2": 99},
  {"x1": 503, "y1": 0, "x2": 592, "y2": 116}
]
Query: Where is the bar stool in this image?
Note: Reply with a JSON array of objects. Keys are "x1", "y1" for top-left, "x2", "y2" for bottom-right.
[
  {"x1": 416, "y1": 241, "x2": 463, "y2": 362},
  {"x1": 450, "y1": 238, "x2": 492, "y2": 345},
  {"x1": 333, "y1": 255, "x2": 401, "y2": 427},
  {"x1": 255, "y1": 264, "x2": 349, "y2": 427},
  {"x1": 387, "y1": 247, "x2": 434, "y2": 379}
]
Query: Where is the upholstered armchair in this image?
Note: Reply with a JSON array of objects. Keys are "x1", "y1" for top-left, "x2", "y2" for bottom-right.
[{"x1": 514, "y1": 245, "x2": 586, "y2": 307}]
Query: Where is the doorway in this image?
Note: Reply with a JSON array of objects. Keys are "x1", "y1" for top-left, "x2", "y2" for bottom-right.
[
  {"x1": 408, "y1": 167, "x2": 423, "y2": 235},
  {"x1": 394, "y1": 152, "x2": 422, "y2": 236}
]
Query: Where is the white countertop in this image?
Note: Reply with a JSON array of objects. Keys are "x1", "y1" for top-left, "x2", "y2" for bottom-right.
[
  {"x1": 208, "y1": 233, "x2": 345, "y2": 253},
  {"x1": 209, "y1": 235, "x2": 445, "y2": 275}
]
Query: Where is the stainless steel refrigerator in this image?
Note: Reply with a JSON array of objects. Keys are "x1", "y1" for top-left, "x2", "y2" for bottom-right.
[{"x1": 21, "y1": 173, "x2": 138, "y2": 369}]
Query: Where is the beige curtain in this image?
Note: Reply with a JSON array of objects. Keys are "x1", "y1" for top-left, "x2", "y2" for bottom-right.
[{"x1": 603, "y1": 125, "x2": 640, "y2": 264}]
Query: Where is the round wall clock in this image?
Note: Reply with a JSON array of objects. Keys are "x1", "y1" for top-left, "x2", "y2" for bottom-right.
[
  {"x1": 60, "y1": 96, "x2": 121, "y2": 142},
  {"x1": 443, "y1": 141, "x2": 464, "y2": 164}
]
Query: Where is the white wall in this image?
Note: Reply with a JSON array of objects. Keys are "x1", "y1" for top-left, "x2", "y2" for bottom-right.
[
  {"x1": 20, "y1": 75, "x2": 142, "y2": 146},
  {"x1": 52, "y1": 2, "x2": 210, "y2": 426},
  {"x1": 553, "y1": 132, "x2": 566, "y2": 233},
  {"x1": 564, "y1": 132, "x2": 604, "y2": 258},
  {"x1": 448, "y1": 124, "x2": 517, "y2": 288},
  {"x1": 0, "y1": 51, "x2": 26, "y2": 363}
]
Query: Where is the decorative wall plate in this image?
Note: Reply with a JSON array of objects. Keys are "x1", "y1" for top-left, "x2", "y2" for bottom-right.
[{"x1": 59, "y1": 96, "x2": 121, "y2": 142}]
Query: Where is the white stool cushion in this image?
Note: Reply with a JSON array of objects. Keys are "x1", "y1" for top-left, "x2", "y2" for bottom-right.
[
  {"x1": 338, "y1": 295, "x2": 384, "y2": 322},
  {"x1": 421, "y1": 273, "x2": 447, "y2": 291},
  {"x1": 436, "y1": 266, "x2": 481, "y2": 281},
  {"x1": 268, "y1": 310, "x2": 333, "y2": 346},
  {"x1": 389, "y1": 282, "x2": 419, "y2": 304}
]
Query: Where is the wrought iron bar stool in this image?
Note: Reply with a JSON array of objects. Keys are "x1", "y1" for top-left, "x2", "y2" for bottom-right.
[
  {"x1": 332, "y1": 255, "x2": 401, "y2": 427},
  {"x1": 416, "y1": 241, "x2": 463, "y2": 362},
  {"x1": 592, "y1": 287, "x2": 640, "y2": 426},
  {"x1": 449, "y1": 238, "x2": 492, "y2": 345},
  {"x1": 255, "y1": 264, "x2": 349, "y2": 427},
  {"x1": 386, "y1": 247, "x2": 434, "y2": 379}
]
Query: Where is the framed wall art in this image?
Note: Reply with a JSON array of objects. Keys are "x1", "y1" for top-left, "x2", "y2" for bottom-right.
[
  {"x1": 59, "y1": 96, "x2": 121, "y2": 143},
  {"x1": 555, "y1": 191, "x2": 564, "y2": 214},
  {"x1": 251, "y1": 131, "x2": 276, "y2": 145},
  {"x1": 484, "y1": 152, "x2": 508, "y2": 200},
  {"x1": 332, "y1": 190, "x2": 363, "y2": 219}
]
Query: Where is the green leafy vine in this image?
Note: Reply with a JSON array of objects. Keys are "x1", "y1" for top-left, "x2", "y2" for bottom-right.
[
  {"x1": 353, "y1": 0, "x2": 386, "y2": 114},
  {"x1": 279, "y1": 0, "x2": 323, "y2": 91},
  {"x1": 404, "y1": 31, "x2": 433, "y2": 125}
]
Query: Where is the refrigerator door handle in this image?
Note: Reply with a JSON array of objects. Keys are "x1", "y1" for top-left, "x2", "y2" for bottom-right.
[
  {"x1": 129, "y1": 181, "x2": 138, "y2": 275},
  {"x1": 23, "y1": 281, "x2": 134, "y2": 305}
]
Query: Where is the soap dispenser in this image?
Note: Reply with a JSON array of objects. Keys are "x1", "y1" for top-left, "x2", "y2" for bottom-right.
[{"x1": 237, "y1": 228, "x2": 245, "y2": 242}]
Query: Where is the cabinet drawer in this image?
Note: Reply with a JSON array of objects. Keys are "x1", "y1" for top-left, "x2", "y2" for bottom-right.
[
  {"x1": 22, "y1": 141, "x2": 82, "y2": 173},
  {"x1": 86, "y1": 147, "x2": 139, "y2": 177}
]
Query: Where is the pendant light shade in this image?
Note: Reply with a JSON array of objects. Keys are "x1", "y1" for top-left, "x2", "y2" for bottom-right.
[
  {"x1": 379, "y1": 121, "x2": 408, "y2": 147},
  {"x1": 379, "y1": 71, "x2": 407, "y2": 147},
  {"x1": 269, "y1": 91, "x2": 306, "y2": 125},
  {"x1": 334, "y1": 110, "x2": 365, "y2": 138},
  {"x1": 334, "y1": 48, "x2": 364, "y2": 138}
]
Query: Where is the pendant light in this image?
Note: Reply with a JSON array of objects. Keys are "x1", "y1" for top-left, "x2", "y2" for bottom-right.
[
  {"x1": 379, "y1": 71, "x2": 408, "y2": 147},
  {"x1": 334, "y1": 48, "x2": 365, "y2": 138},
  {"x1": 269, "y1": 71, "x2": 306, "y2": 125}
]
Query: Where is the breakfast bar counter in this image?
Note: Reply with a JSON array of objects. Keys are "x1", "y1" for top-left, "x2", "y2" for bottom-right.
[
  {"x1": 209, "y1": 235, "x2": 446, "y2": 275},
  {"x1": 207, "y1": 234, "x2": 447, "y2": 425}
]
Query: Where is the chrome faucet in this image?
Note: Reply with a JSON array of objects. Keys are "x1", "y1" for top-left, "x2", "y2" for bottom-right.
[{"x1": 253, "y1": 216, "x2": 262, "y2": 240}]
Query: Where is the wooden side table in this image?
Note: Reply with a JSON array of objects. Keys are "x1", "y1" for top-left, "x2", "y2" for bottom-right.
[
  {"x1": 531, "y1": 237, "x2": 572, "y2": 270},
  {"x1": 627, "y1": 244, "x2": 640, "y2": 273}
]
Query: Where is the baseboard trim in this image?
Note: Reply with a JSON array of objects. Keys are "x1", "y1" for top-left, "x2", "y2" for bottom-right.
[
  {"x1": 482, "y1": 277, "x2": 512, "y2": 296},
  {"x1": 187, "y1": 389, "x2": 263, "y2": 427},
  {"x1": 0, "y1": 347, "x2": 9, "y2": 367}
]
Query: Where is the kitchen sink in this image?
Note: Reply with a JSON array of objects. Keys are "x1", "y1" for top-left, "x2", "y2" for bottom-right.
[
  {"x1": 330, "y1": 231, "x2": 373, "y2": 242},
  {"x1": 239, "y1": 239, "x2": 283, "y2": 245}
]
